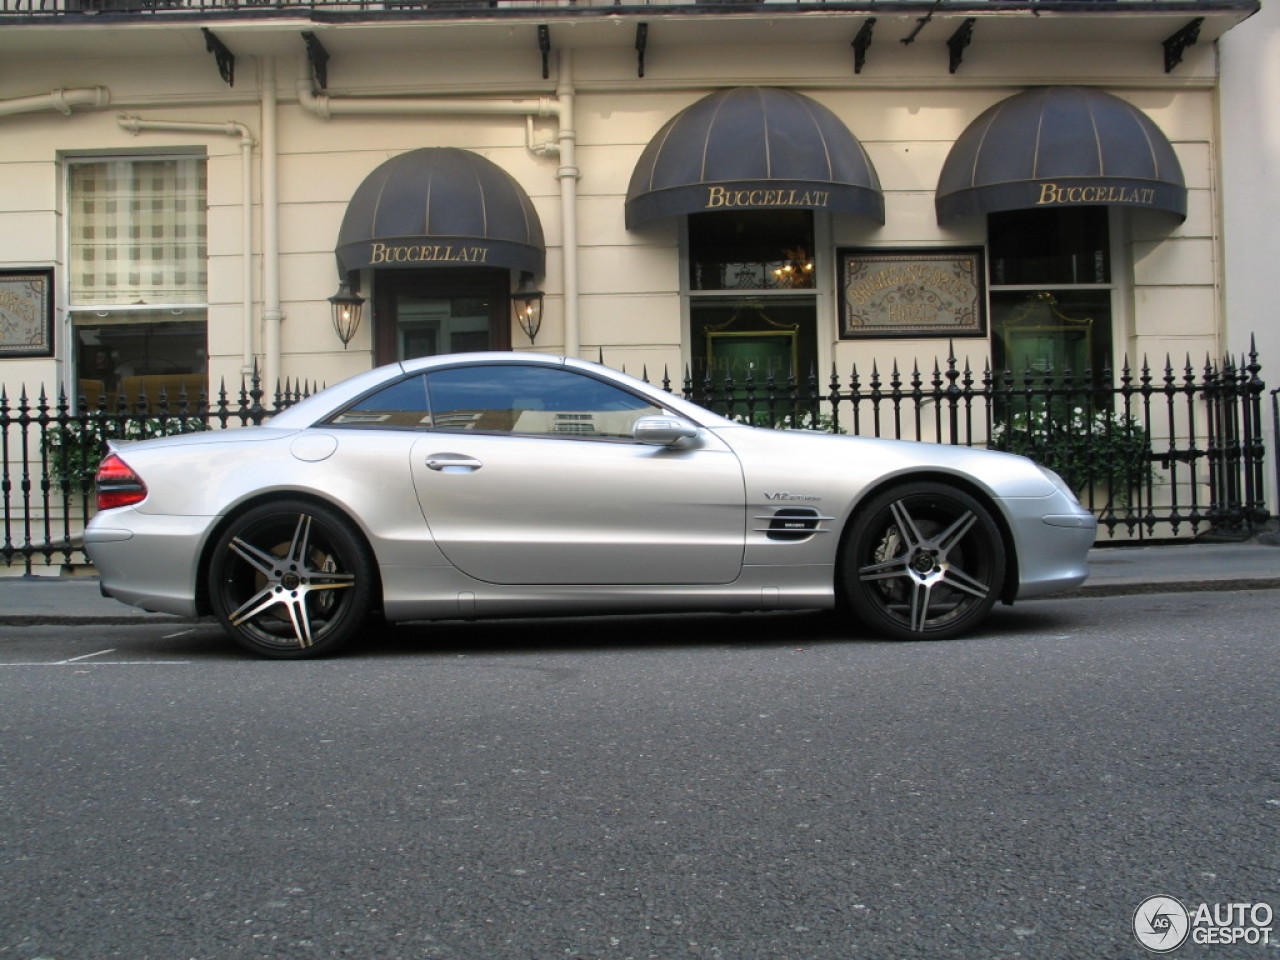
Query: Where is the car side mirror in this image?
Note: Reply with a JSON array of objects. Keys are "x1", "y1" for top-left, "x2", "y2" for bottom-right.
[{"x1": 633, "y1": 415, "x2": 699, "y2": 446}]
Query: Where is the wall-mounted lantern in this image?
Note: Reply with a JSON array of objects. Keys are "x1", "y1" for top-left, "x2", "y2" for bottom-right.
[
  {"x1": 511, "y1": 272, "x2": 544, "y2": 344},
  {"x1": 328, "y1": 278, "x2": 365, "y2": 349}
]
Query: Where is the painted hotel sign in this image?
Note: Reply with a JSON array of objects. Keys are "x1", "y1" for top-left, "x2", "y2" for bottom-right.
[
  {"x1": 0, "y1": 270, "x2": 54, "y2": 359},
  {"x1": 839, "y1": 248, "x2": 986, "y2": 340}
]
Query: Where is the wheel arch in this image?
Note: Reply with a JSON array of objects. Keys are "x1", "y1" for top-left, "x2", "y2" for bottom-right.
[
  {"x1": 194, "y1": 490, "x2": 384, "y2": 617},
  {"x1": 833, "y1": 470, "x2": 1021, "y2": 605}
]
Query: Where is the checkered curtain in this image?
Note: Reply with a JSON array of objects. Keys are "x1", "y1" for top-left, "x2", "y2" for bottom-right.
[{"x1": 68, "y1": 158, "x2": 207, "y2": 307}]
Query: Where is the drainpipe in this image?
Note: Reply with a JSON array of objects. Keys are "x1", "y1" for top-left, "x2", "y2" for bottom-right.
[
  {"x1": 260, "y1": 58, "x2": 283, "y2": 393},
  {"x1": 556, "y1": 50, "x2": 581, "y2": 358},
  {"x1": 0, "y1": 87, "x2": 109, "y2": 117},
  {"x1": 296, "y1": 70, "x2": 579, "y2": 357},
  {"x1": 117, "y1": 115, "x2": 257, "y2": 377}
]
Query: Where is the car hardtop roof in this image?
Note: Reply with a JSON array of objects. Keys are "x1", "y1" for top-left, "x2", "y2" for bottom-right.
[{"x1": 264, "y1": 352, "x2": 732, "y2": 430}]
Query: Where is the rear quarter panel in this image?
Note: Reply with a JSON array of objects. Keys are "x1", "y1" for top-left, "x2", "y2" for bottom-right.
[{"x1": 112, "y1": 427, "x2": 449, "y2": 570}]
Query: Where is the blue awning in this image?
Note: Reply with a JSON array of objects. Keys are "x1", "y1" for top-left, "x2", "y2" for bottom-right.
[
  {"x1": 337, "y1": 147, "x2": 544, "y2": 275},
  {"x1": 626, "y1": 87, "x2": 884, "y2": 229},
  {"x1": 936, "y1": 86, "x2": 1187, "y2": 223}
]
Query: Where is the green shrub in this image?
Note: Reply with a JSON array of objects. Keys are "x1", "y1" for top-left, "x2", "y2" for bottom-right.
[
  {"x1": 41, "y1": 416, "x2": 207, "y2": 492},
  {"x1": 990, "y1": 406, "x2": 1152, "y2": 501}
]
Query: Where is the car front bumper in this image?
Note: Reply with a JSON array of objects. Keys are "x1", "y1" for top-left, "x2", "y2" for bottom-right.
[{"x1": 1009, "y1": 501, "x2": 1098, "y2": 600}]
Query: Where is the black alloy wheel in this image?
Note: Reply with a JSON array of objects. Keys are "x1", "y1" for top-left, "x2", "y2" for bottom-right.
[
  {"x1": 842, "y1": 481, "x2": 1006, "y2": 641},
  {"x1": 208, "y1": 499, "x2": 374, "y2": 658}
]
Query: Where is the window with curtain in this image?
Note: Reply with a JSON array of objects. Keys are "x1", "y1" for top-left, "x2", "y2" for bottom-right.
[{"x1": 67, "y1": 156, "x2": 209, "y2": 409}]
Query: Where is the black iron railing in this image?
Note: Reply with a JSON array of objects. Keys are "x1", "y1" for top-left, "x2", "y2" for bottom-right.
[
  {"x1": 0, "y1": 346, "x2": 1270, "y2": 572},
  {"x1": 0, "y1": 371, "x2": 315, "y2": 573},
  {"x1": 659, "y1": 342, "x2": 1269, "y2": 541},
  {"x1": 1272, "y1": 384, "x2": 1280, "y2": 519}
]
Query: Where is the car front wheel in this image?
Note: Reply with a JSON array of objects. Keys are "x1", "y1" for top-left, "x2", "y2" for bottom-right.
[
  {"x1": 208, "y1": 499, "x2": 374, "y2": 658},
  {"x1": 841, "y1": 481, "x2": 1006, "y2": 641}
]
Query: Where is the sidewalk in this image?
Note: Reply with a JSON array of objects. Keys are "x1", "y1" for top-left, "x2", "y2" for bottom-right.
[
  {"x1": 1, "y1": 538, "x2": 1277, "y2": 625},
  {"x1": 1072, "y1": 537, "x2": 1280, "y2": 596}
]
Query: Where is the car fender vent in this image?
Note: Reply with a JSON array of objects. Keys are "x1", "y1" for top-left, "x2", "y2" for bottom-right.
[{"x1": 757, "y1": 507, "x2": 829, "y2": 542}]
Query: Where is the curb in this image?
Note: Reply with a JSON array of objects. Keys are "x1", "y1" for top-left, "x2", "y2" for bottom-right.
[
  {"x1": 0, "y1": 615, "x2": 200, "y2": 627},
  {"x1": 2, "y1": 578, "x2": 1277, "y2": 626},
  {"x1": 1067, "y1": 578, "x2": 1280, "y2": 599}
]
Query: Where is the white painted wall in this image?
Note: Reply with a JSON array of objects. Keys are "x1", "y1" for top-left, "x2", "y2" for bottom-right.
[
  {"x1": 0, "y1": 29, "x2": 1236, "y2": 409},
  {"x1": 1221, "y1": 4, "x2": 1279, "y2": 517}
]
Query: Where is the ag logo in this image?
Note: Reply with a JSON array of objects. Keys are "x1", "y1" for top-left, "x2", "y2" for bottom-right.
[{"x1": 1134, "y1": 896, "x2": 1190, "y2": 953}]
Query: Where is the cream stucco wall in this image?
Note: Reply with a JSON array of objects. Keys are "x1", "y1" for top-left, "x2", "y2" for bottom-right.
[
  {"x1": 1221, "y1": 3, "x2": 1278, "y2": 515},
  {"x1": 0, "y1": 27, "x2": 1231, "y2": 408}
]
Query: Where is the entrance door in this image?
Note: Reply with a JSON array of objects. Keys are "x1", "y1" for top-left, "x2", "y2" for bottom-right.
[{"x1": 373, "y1": 268, "x2": 511, "y2": 365}]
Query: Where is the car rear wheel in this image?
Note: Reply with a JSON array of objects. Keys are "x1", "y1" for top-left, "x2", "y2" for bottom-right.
[
  {"x1": 841, "y1": 481, "x2": 1006, "y2": 641},
  {"x1": 208, "y1": 499, "x2": 374, "y2": 658}
]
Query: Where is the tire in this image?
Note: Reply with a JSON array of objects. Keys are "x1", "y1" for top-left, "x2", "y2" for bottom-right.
[
  {"x1": 841, "y1": 481, "x2": 1006, "y2": 641},
  {"x1": 208, "y1": 499, "x2": 375, "y2": 658}
]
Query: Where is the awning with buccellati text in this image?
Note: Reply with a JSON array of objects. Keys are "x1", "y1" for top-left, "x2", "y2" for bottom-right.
[
  {"x1": 626, "y1": 87, "x2": 884, "y2": 229},
  {"x1": 337, "y1": 147, "x2": 545, "y2": 275},
  {"x1": 935, "y1": 86, "x2": 1187, "y2": 224}
]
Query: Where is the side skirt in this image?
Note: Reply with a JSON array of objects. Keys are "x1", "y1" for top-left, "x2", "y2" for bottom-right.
[{"x1": 378, "y1": 564, "x2": 836, "y2": 623}]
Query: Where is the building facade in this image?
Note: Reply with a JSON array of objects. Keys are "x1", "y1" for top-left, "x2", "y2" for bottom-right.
[
  {"x1": 1220, "y1": 0, "x2": 1278, "y2": 514},
  {"x1": 0, "y1": 0, "x2": 1268, "y2": 563}
]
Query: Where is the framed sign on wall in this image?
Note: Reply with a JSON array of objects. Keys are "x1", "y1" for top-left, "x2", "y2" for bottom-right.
[
  {"x1": 0, "y1": 269, "x2": 55, "y2": 358},
  {"x1": 838, "y1": 248, "x2": 986, "y2": 340}
]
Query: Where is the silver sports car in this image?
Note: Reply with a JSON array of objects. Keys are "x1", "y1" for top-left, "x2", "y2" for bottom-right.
[{"x1": 85, "y1": 353, "x2": 1097, "y2": 658}]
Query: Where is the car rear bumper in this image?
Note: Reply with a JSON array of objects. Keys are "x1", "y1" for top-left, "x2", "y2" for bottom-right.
[{"x1": 84, "y1": 511, "x2": 214, "y2": 617}]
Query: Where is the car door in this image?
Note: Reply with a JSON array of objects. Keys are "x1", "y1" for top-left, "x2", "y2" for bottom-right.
[{"x1": 408, "y1": 362, "x2": 747, "y2": 585}]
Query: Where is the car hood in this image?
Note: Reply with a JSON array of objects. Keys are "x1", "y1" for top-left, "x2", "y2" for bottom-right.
[{"x1": 712, "y1": 424, "x2": 1061, "y2": 499}]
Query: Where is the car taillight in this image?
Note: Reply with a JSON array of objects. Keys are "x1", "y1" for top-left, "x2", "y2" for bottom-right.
[{"x1": 96, "y1": 453, "x2": 148, "y2": 510}]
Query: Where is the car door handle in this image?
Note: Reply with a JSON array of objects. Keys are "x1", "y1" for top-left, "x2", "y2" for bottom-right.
[{"x1": 426, "y1": 454, "x2": 483, "y2": 472}]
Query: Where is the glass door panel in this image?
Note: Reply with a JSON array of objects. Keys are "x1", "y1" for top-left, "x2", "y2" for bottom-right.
[
  {"x1": 373, "y1": 268, "x2": 509, "y2": 366},
  {"x1": 396, "y1": 297, "x2": 492, "y2": 360}
]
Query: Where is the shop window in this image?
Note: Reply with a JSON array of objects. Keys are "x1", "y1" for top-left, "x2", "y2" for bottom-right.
[
  {"x1": 67, "y1": 156, "x2": 208, "y2": 408},
  {"x1": 988, "y1": 207, "x2": 1114, "y2": 384},
  {"x1": 687, "y1": 211, "x2": 818, "y2": 421},
  {"x1": 688, "y1": 300, "x2": 817, "y2": 382},
  {"x1": 689, "y1": 210, "x2": 815, "y2": 292}
]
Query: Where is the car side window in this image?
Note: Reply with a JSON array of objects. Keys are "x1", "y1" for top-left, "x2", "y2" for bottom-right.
[
  {"x1": 327, "y1": 374, "x2": 431, "y2": 428},
  {"x1": 425, "y1": 365, "x2": 665, "y2": 439}
]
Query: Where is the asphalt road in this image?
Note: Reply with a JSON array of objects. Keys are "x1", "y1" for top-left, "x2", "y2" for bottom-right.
[{"x1": 1, "y1": 591, "x2": 1277, "y2": 960}]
